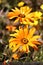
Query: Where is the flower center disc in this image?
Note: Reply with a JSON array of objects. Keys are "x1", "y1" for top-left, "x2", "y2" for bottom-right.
[
  {"x1": 19, "y1": 14, "x2": 25, "y2": 18},
  {"x1": 21, "y1": 38, "x2": 28, "y2": 44}
]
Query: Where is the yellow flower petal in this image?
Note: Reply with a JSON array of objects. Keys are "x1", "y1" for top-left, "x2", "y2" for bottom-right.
[
  {"x1": 24, "y1": 26, "x2": 28, "y2": 38},
  {"x1": 33, "y1": 20, "x2": 38, "y2": 25},
  {"x1": 30, "y1": 36, "x2": 40, "y2": 41},
  {"x1": 7, "y1": 12, "x2": 16, "y2": 19},
  {"x1": 9, "y1": 38, "x2": 15, "y2": 42},
  {"x1": 9, "y1": 42, "x2": 16, "y2": 50},
  {"x1": 22, "y1": 45, "x2": 26, "y2": 52},
  {"x1": 27, "y1": 27, "x2": 36, "y2": 39},
  {"x1": 40, "y1": 4, "x2": 43, "y2": 10},
  {"x1": 18, "y1": 1, "x2": 24, "y2": 7},
  {"x1": 28, "y1": 42, "x2": 38, "y2": 50},
  {"x1": 10, "y1": 33, "x2": 17, "y2": 37},
  {"x1": 34, "y1": 11, "x2": 42, "y2": 19},
  {"x1": 32, "y1": 41, "x2": 41, "y2": 45},
  {"x1": 12, "y1": 44, "x2": 21, "y2": 52},
  {"x1": 14, "y1": 18, "x2": 19, "y2": 23}
]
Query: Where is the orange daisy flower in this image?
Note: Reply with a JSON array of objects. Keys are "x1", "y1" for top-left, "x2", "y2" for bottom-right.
[
  {"x1": 7, "y1": 6, "x2": 42, "y2": 26},
  {"x1": 6, "y1": 25, "x2": 16, "y2": 31},
  {"x1": 9, "y1": 26, "x2": 41, "y2": 53}
]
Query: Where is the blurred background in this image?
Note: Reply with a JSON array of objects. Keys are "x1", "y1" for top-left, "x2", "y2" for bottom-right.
[{"x1": 0, "y1": 0, "x2": 43, "y2": 62}]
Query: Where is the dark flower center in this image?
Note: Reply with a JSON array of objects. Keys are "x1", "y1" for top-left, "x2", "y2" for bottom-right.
[
  {"x1": 21, "y1": 38, "x2": 28, "y2": 44},
  {"x1": 29, "y1": 18, "x2": 34, "y2": 23},
  {"x1": 19, "y1": 14, "x2": 25, "y2": 18}
]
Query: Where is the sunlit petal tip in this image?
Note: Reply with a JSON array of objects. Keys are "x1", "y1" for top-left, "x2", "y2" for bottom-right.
[
  {"x1": 34, "y1": 20, "x2": 38, "y2": 25},
  {"x1": 33, "y1": 46, "x2": 38, "y2": 50},
  {"x1": 40, "y1": 4, "x2": 43, "y2": 10},
  {"x1": 7, "y1": 12, "x2": 15, "y2": 19},
  {"x1": 15, "y1": 7, "x2": 19, "y2": 11},
  {"x1": 9, "y1": 38, "x2": 15, "y2": 43},
  {"x1": 30, "y1": 27, "x2": 36, "y2": 33},
  {"x1": 10, "y1": 34, "x2": 14, "y2": 36},
  {"x1": 18, "y1": 1, "x2": 24, "y2": 7}
]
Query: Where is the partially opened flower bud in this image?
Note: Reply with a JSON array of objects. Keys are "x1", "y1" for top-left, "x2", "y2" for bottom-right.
[
  {"x1": 12, "y1": 53, "x2": 19, "y2": 59},
  {"x1": 6, "y1": 25, "x2": 16, "y2": 31}
]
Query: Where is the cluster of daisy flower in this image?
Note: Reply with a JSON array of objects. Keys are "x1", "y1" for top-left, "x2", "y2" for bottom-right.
[{"x1": 6, "y1": 1, "x2": 43, "y2": 60}]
